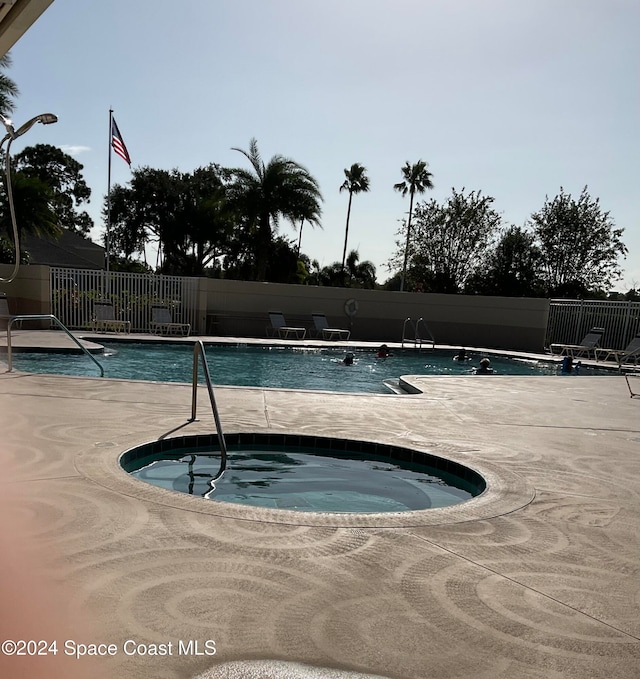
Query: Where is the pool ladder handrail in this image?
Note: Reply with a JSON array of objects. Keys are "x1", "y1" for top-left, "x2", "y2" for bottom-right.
[
  {"x1": 6, "y1": 315, "x2": 104, "y2": 376},
  {"x1": 401, "y1": 317, "x2": 435, "y2": 350},
  {"x1": 189, "y1": 340, "x2": 227, "y2": 479}
]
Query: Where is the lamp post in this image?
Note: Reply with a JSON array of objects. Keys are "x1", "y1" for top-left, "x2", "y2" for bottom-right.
[{"x1": 0, "y1": 113, "x2": 57, "y2": 283}]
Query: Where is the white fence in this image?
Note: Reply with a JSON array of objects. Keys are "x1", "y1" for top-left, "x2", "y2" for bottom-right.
[
  {"x1": 50, "y1": 267, "x2": 200, "y2": 332},
  {"x1": 546, "y1": 299, "x2": 640, "y2": 351}
]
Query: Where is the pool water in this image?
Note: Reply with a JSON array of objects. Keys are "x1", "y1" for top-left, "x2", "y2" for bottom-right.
[
  {"x1": 10, "y1": 343, "x2": 572, "y2": 394},
  {"x1": 123, "y1": 441, "x2": 483, "y2": 513}
]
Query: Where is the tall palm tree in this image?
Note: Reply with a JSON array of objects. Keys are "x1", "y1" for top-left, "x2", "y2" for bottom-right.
[
  {"x1": 0, "y1": 53, "x2": 19, "y2": 118},
  {"x1": 229, "y1": 138, "x2": 322, "y2": 280},
  {"x1": 393, "y1": 160, "x2": 434, "y2": 291},
  {"x1": 339, "y1": 163, "x2": 370, "y2": 275}
]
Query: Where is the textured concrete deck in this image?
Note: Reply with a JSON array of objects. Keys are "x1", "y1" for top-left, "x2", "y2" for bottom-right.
[{"x1": 0, "y1": 335, "x2": 639, "y2": 678}]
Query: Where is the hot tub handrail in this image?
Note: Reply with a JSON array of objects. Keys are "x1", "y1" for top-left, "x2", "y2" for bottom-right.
[
  {"x1": 6, "y1": 315, "x2": 104, "y2": 377},
  {"x1": 190, "y1": 340, "x2": 227, "y2": 478}
]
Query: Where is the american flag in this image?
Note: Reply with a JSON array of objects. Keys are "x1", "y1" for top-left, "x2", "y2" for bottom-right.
[{"x1": 111, "y1": 118, "x2": 131, "y2": 166}]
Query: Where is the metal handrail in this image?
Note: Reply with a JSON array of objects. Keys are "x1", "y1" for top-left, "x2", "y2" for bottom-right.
[
  {"x1": 6, "y1": 315, "x2": 104, "y2": 376},
  {"x1": 401, "y1": 317, "x2": 435, "y2": 350},
  {"x1": 415, "y1": 317, "x2": 435, "y2": 350},
  {"x1": 189, "y1": 340, "x2": 227, "y2": 480}
]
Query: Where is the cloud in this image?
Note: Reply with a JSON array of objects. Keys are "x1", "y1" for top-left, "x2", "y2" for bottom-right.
[{"x1": 59, "y1": 145, "x2": 91, "y2": 156}]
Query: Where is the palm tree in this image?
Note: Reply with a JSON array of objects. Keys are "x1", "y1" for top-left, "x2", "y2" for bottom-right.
[
  {"x1": 295, "y1": 191, "x2": 324, "y2": 258},
  {"x1": 0, "y1": 54, "x2": 19, "y2": 118},
  {"x1": 393, "y1": 160, "x2": 434, "y2": 291},
  {"x1": 229, "y1": 138, "x2": 322, "y2": 280},
  {"x1": 317, "y1": 249, "x2": 377, "y2": 289},
  {"x1": 339, "y1": 163, "x2": 370, "y2": 276}
]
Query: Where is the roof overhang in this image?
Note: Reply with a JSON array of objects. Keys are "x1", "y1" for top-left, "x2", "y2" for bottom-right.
[{"x1": 0, "y1": 0, "x2": 54, "y2": 57}]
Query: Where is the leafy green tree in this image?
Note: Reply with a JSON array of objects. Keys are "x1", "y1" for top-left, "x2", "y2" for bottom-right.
[
  {"x1": 390, "y1": 188, "x2": 501, "y2": 293},
  {"x1": 107, "y1": 167, "x2": 178, "y2": 265},
  {"x1": 339, "y1": 163, "x2": 370, "y2": 276},
  {"x1": 108, "y1": 256, "x2": 153, "y2": 273},
  {"x1": 0, "y1": 53, "x2": 19, "y2": 117},
  {"x1": 465, "y1": 225, "x2": 543, "y2": 296},
  {"x1": 224, "y1": 235, "x2": 303, "y2": 284},
  {"x1": 13, "y1": 144, "x2": 93, "y2": 235},
  {"x1": 303, "y1": 257, "x2": 324, "y2": 286},
  {"x1": 393, "y1": 160, "x2": 434, "y2": 291},
  {"x1": 107, "y1": 164, "x2": 233, "y2": 275},
  {"x1": 531, "y1": 186, "x2": 627, "y2": 297},
  {"x1": 227, "y1": 138, "x2": 322, "y2": 280},
  {"x1": 160, "y1": 166, "x2": 234, "y2": 275},
  {"x1": 0, "y1": 173, "x2": 60, "y2": 241},
  {"x1": 0, "y1": 235, "x2": 29, "y2": 264},
  {"x1": 317, "y1": 249, "x2": 377, "y2": 289}
]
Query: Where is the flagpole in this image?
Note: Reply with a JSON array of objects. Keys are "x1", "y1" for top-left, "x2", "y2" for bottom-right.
[{"x1": 106, "y1": 108, "x2": 113, "y2": 278}]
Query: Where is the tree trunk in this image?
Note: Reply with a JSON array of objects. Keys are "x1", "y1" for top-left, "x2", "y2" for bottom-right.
[
  {"x1": 341, "y1": 191, "x2": 353, "y2": 280},
  {"x1": 400, "y1": 189, "x2": 415, "y2": 292},
  {"x1": 255, "y1": 213, "x2": 272, "y2": 280}
]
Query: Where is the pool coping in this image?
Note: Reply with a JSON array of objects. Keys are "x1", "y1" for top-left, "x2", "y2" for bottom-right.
[{"x1": 76, "y1": 427, "x2": 535, "y2": 529}]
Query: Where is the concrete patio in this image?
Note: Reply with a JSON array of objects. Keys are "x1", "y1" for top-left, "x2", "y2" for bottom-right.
[{"x1": 0, "y1": 334, "x2": 638, "y2": 678}]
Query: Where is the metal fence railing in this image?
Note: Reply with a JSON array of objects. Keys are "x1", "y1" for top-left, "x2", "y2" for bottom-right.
[
  {"x1": 546, "y1": 299, "x2": 640, "y2": 352},
  {"x1": 50, "y1": 267, "x2": 199, "y2": 333}
]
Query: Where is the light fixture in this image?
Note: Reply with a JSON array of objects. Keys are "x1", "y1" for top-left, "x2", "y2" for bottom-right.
[{"x1": 0, "y1": 112, "x2": 58, "y2": 283}]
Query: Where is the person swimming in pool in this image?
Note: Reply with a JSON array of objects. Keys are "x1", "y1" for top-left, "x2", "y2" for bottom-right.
[
  {"x1": 342, "y1": 351, "x2": 355, "y2": 366},
  {"x1": 474, "y1": 357, "x2": 494, "y2": 374},
  {"x1": 376, "y1": 344, "x2": 392, "y2": 358},
  {"x1": 453, "y1": 348, "x2": 469, "y2": 361}
]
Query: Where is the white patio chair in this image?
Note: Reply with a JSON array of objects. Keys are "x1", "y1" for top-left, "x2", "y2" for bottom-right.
[
  {"x1": 150, "y1": 305, "x2": 191, "y2": 336},
  {"x1": 267, "y1": 312, "x2": 306, "y2": 339},
  {"x1": 92, "y1": 301, "x2": 130, "y2": 334},
  {"x1": 311, "y1": 313, "x2": 350, "y2": 340}
]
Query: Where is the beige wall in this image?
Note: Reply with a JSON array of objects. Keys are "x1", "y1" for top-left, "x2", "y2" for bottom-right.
[
  {"x1": 203, "y1": 279, "x2": 550, "y2": 351},
  {"x1": 0, "y1": 264, "x2": 51, "y2": 314},
  {"x1": 1, "y1": 265, "x2": 550, "y2": 351}
]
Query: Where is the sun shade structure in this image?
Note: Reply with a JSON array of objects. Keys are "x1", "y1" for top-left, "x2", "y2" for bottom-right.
[
  {"x1": 267, "y1": 312, "x2": 306, "y2": 339},
  {"x1": 550, "y1": 327, "x2": 605, "y2": 360},
  {"x1": 91, "y1": 301, "x2": 131, "y2": 334},
  {"x1": 0, "y1": 0, "x2": 54, "y2": 57},
  {"x1": 311, "y1": 313, "x2": 350, "y2": 340},
  {"x1": 150, "y1": 305, "x2": 191, "y2": 336}
]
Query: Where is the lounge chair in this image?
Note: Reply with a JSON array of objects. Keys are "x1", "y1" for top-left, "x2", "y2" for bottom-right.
[
  {"x1": 150, "y1": 304, "x2": 191, "y2": 336},
  {"x1": 92, "y1": 301, "x2": 131, "y2": 334},
  {"x1": 311, "y1": 313, "x2": 350, "y2": 340},
  {"x1": 595, "y1": 332, "x2": 640, "y2": 367},
  {"x1": 550, "y1": 327, "x2": 605, "y2": 359},
  {"x1": 267, "y1": 312, "x2": 306, "y2": 339},
  {"x1": 625, "y1": 373, "x2": 639, "y2": 398}
]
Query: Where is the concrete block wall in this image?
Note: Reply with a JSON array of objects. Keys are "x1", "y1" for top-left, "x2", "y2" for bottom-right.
[
  {"x1": 1, "y1": 265, "x2": 550, "y2": 351},
  {"x1": 0, "y1": 264, "x2": 51, "y2": 328},
  {"x1": 202, "y1": 279, "x2": 550, "y2": 352}
]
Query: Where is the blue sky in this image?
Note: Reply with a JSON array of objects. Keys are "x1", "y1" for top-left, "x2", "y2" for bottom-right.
[{"x1": 7, "y1": 0, "x2": 639, "y2": 288}]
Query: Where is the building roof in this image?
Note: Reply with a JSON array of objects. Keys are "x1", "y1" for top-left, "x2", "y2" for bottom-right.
[{"x1": 22, "y1": 229, "x2": 105, "y2": 269}]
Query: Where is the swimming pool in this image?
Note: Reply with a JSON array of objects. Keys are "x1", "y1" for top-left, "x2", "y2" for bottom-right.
[
  {"x1": 121, "y1": 433, "x2": 485, "y2": 513},
  {"x1": 10, "y1": 342, "x2": 593, "y2": 394}
]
